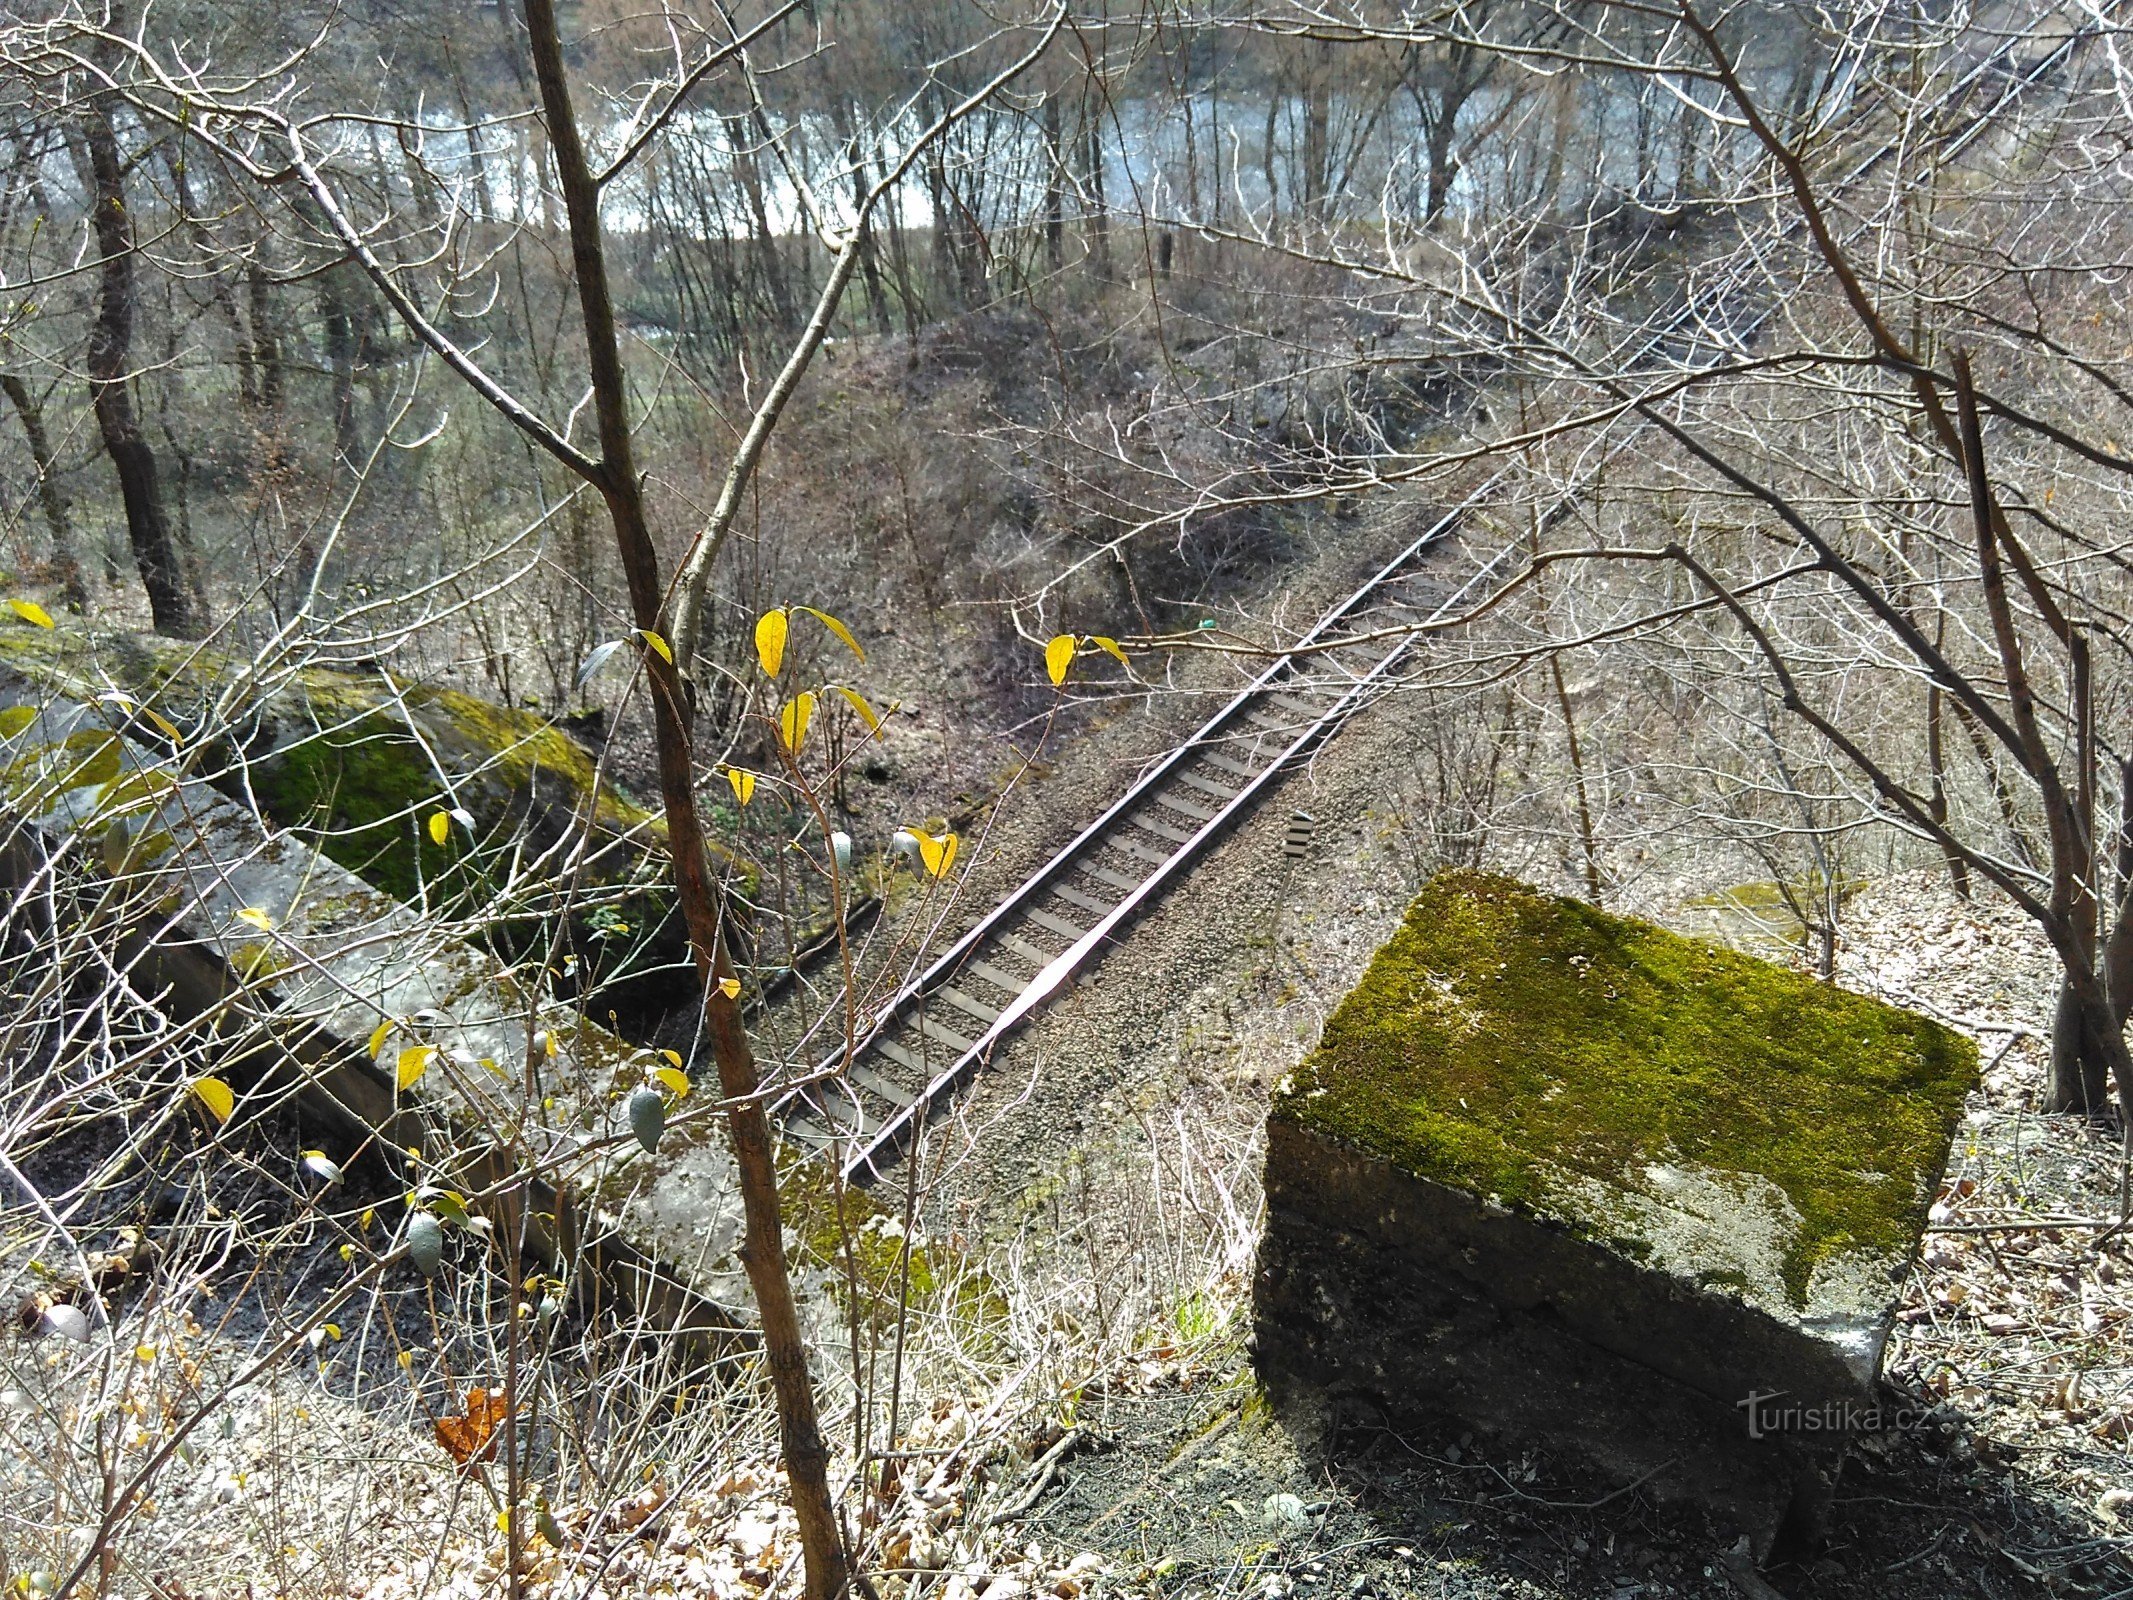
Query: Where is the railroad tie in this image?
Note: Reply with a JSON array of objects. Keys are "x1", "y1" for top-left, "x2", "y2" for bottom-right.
[
  {"x1": 1284, "y1": 810, "x2": 1318, "y2": 860},
  {"x1": 933, "y1": 983, "x2": 1002, "y2": 1025},
  {"x1": 1106, "y1": 833, "x2": 1170, "y2": 868},
  {"x1": 1155, "y1": 789, "x2": 1218, "y2": 823},
  {"x1": 848, "y1": 1059, "x2": 917, "y2": 1108},
  {"x1": 1196, "y1": 750, "x2": 1257, "y2": 779},
  {"x1": 870, "y1": 1035, "x2": 928, "y2": 1077},
  {"x1": 809, "y1": 1084, "x2": 884, "y2": 1139},
  {"x1": 966, "y1": 957, "x2": 1033, "y2": 995},
  {"x1": 913, "y1": 1014, "x2": 978, "y2": 1056},
  {"x1": 1127, "y1": 812, "x2": 1193, "y2": 846},
  {"x1": 1051, "y1": 881, "x2": 1111, "y2": 918},
  {"x1": 999, "y1": 930, "x2": 1057, "y2": 966},
  {"x1": 1173, "y1": 770, "x2": 1238, "y2": 802},
  {"x1": 1080, "y1": 861, "x2": 1139, "y2": 895}
]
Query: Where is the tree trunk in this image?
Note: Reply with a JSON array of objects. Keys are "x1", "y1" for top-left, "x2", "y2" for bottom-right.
[
  {"x1": 1084, "y1": 108, "x2": 1110, "y2": 278},
  {"x1": 517, "y1": 4, "x2": 850, "y2": 1595},
  {"x1": 320, "y1": 269, "x2": 360, "y2": 463},
  {"x1": 246, "y1": 257, "x2": 287, "y2": 468},
  {"x1": 1042, "y1": 92, "x2": 1065, "y2": 272},
  {"x1": 2047, "y1": 982, "x2": 2114, "y2": 1115},
  {"x1": 80, "y1": 89, "x2": 205, "y2": 639},
  {"x1": 1, "y1": 374, "x2": 88, "y2": 610},
  {"x1": 839, "y1": 117, "x2": 891, "y2": 333},
  {"x1": 1301, "y1": 45, "x2": 1331, "y2": 218}
]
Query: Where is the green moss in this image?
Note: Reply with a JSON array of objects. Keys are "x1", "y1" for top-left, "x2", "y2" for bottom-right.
[
  {"x1": 1274, "y1": 871, "x2": 1975, "y2": 1306},
  {"x1": 0, "y1": 622, "x2": 655, "y2": 905}
]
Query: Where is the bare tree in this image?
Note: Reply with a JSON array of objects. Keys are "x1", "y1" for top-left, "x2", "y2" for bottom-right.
[{"x1": 77, "y1": 63, "x2": 203, "y2": 636}]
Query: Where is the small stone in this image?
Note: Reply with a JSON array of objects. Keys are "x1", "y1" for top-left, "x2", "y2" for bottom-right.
[{"x1": 1263, "y1": 1492, "x2": 1309, "y2": 1529}]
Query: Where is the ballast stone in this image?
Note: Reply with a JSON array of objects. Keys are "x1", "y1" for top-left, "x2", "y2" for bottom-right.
[{"x1": 1253, "y1": 870, "x2": 1975, "y2": 1557}]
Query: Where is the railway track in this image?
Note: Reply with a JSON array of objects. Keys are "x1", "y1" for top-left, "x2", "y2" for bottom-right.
[
  {"x1": 781, "y1": 491, "x2": 1514, "y2": 1175},
  {"x1": 776, "y1": 13, "x2": 2113, "y2": 1181}
]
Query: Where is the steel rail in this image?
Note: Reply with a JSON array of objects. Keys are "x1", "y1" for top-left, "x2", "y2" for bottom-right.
[{"x1": 785, "y1": 8, "x2": 2117, "y2": 1181}]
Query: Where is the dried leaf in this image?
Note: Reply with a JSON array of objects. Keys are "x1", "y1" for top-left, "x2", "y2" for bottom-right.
[
  {"x1": 832, "y1": 684, "x2": 882, "y2": 732},
  {"x1": 912, "y1": 827, "x2": 959, "y2": 879},
  {"x1": 301, "y1": 1151, "x2": 344, "y2": 1186},
  {"x1": 626, "y1": 1085, "x2": 665, "y2": 1154},
  {"x1": 1091, "y1": 635, "x2": 1129, "y2": 668},
  {"x1": 779, "y1": 692, "x2": 817, "y2": 755},
  {"x1": 1044, "y1": 634, "x2": 1076, "y2": 687},
  {"x1": 635, "y1": 628, "x2": 674, "y2": 666},
  {"x1": 717, "y1": 976, "x2": 741, "y2": 1001},
  {"x1": 396, "y1": 1045, "x2": 436, "y2": 1090},
  {"x1": 190, "y1": 1076, "x2": 235, "y2": 1123},
  {"x1": 754, "y1": 608, "x2": 789, "y2": 677},
  {"x1": 406, "y1": 1212, "x2": 444, "y2": 1277},
  {"x1": 435, "y1": 1387, "x2": 509, "y2": 1466},
  {"x1": 726, "y1": 767, "x2": 758, "y2": 806},
  {"x1": 797, "y1": 605, "x2": 865, "y2": 662},
  {"x1": 367, "y1": 1019, "x2": 395, "y2": 1061},
  {"x1": 8, "y1": 598, "x2": 54, "y2": 629},
  {"x1": 574, "y1": 638, "x2": 627, "y2": 692},
  {"x1": 235, "y1": 907, "x2": 275, "y2": 932}
]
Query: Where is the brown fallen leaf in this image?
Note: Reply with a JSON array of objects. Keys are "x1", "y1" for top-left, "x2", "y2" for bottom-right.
[{"x1": 436, "y1": 1385, "x2": 510, "y2": 1466}]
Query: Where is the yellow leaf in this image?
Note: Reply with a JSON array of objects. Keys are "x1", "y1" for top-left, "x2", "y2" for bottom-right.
[
  {"x1": 797, "y1": 606, "x2": 865, "y2": 662},
  {"x1": 367, "y1": 1019, "x2": 394, "y2": 1061},
  {"x1": 778, "y1": 691, "x2": 817, "y2": 755},
  {"x1": 8, "y1": 598, "x2": 54, "y2": 628},
  {"x1": 754, "y1": 608, "x2": 789, "y2": 677},
  {"x1": 1092, "y1": 635, "x2": 1129, "y2": 668},
  {"x1": 134, "y1": 1344, "x2": 155, "y2": 1362},
  {"x1": 1045, "y1": 634, "x2": 1077, "y2": 687},
  {"x1": 235, "y1": 907, "x2": 275, "y2": 932},
  {"x1": 832, "y1": 684, "x2": 881, "y2": 733},
  {"x1": 397, "y1": 1350, "x2": 414, "y2": 1371},
  {"x1": 636, "y1": 628, "x2": 674, "y2": 665},
  {"x1": 726, "y1": 767, "x2": 758, "y2": 806},
  {"x1": 427, "y1": 811, "x2": 449, "y2": 846},
  {"x1": 660, "y1": 1048, "x2": 683, "y2": 1068},
  {"x1": 190, "y1": 1076, "x2": 234, "y2": 1123},
  {"x1": 717, "y1": 976, "x2": 741, "y2": 1001},
  {"x1": 916, "y1": 828, "x2": 960, "y2": 879},
  {"x1": 396, "y1": 1045, "x2": 436, "y2": 1090},
  {"x1": 654, "y1": 1066, "x2": 691, "y2": 1099}
]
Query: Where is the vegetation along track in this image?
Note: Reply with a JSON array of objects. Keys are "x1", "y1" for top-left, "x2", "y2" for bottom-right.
[{"x1": 776, "y1": 13, "x2": 2114, "y2": 1183}]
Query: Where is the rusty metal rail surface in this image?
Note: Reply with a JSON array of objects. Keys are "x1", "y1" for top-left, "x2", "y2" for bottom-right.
[{"x1": 777, "y1": 14, "x2": 2113, "y2": 1181}]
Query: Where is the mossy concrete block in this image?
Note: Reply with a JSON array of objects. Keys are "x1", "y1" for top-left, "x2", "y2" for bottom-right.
[
  {"x1": 0, "y1": 622, "x2": 655, "y2": 902},
  {"x1": 0, "y1": 668, "x2": 742, "y2": 1349},
  {"x1": 1255, "y1": 871, "x2": 1975, "y2": 1555}
]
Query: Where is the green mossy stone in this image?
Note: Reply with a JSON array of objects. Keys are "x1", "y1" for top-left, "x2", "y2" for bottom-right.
[
  {"x1": 0, "y1": 621, "x2": 656, "y2": 903},
  {"x1": 1272, "y1": 870, "x2": 1976, "y2": 1314}
]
